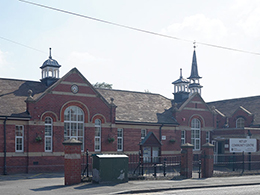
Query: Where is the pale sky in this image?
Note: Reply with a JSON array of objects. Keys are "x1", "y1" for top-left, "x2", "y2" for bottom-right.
[{"x1": 1, "y1": 0, "x2": 260, "y2": 102}]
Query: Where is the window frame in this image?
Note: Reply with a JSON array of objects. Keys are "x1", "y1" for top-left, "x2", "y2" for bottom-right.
[
  {"x1": 15, "y1": 125, "x2": 24, "y2": 152},
  {"x1": 236, "y1": 117, "x2": 245, "y2": 128},
  {"x1": 181, "y1": 130, "x2": 185, "y2": 145},
  {"x1": 191, "y1": 118, "x2": 201, "y2": 151},
  {"x1": 45, "y1": 117, "x2": 53, "y2": 152},
  {"x1": 206, "y1": 131, "x2": 210, "y2": 143},
  {"x1": 94, "y1": 119, "x2": 101, "y2": 152},
  {"x1": 117, "y1": 128, "x2": 123, "y2": 151},
  {"x1": 64, "y1": 106, "x2": 84, "y2": 151},
  {"x1": 141, "y1": 129, "x2": 147, "y2": 140}
]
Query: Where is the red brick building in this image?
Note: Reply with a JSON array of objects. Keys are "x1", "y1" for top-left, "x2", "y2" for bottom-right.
[{"x1": 0, "y1": 48, "x2": 259, "y2": 174}]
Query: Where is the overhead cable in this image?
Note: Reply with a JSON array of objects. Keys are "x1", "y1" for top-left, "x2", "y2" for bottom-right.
[{"x1": 19, "y1": 0, "x2": 260, "y2": 56}]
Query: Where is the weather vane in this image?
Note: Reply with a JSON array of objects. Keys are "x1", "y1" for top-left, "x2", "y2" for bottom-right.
[{"x1": 193, "y1": 41, "x2": 197, "y2": 49}]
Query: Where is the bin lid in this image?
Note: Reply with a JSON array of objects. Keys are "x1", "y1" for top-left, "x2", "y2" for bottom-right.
[{"x1": 96, "y1": 154, "x2": 128, "y2": 158}]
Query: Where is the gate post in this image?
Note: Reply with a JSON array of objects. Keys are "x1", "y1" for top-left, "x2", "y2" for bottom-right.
[
  {"x1": 180, "y1": 143, "x2": 194, "y2": 178},
  {"x1": 201, "y1": 143, "x2": 214, "y2": 178},
  {"x1": 63, "y1": 138, "x2": 82, "y2": 185}
]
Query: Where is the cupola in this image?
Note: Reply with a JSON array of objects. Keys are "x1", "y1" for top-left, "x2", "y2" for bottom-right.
[
  {"x1": 40, "y1": 48, "x2": 61, "y2": 86},
  {"x1": 172, "y1": 68, "x2": 190, "y2": 103}
]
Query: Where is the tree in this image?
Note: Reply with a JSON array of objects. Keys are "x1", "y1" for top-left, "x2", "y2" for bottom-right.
[
  {"x1": 93, "y1": 82, "x2": 113, "y2": 89},
  {"x1": 144, "y1": 89, "x2": 151, "y2": 93}
]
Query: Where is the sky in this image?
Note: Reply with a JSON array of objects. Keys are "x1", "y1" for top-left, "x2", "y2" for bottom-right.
[{"x1": 1, "y1": 0, "x2": 260, "y2": 102}]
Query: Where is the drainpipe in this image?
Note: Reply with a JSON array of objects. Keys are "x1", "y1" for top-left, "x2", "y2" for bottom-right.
[
  {"x1": 159, "y1": 124, "x2": 164, "y2": 161},
  {"x1": 3, "y1": 117, "x2": 7, "y2": 175},
  {"x1": 159, "y1": 124, "x2": 164, "y2": 142}
]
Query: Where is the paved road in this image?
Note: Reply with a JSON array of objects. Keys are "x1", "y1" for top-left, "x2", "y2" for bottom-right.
[
  {"x1": 1, "y1": 173, "x2": 260, "y2": 195},
  {"x1": 137, "y1": 185, "x2": 260, "y2": 195}
]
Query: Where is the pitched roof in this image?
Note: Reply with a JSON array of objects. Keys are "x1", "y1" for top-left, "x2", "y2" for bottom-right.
[
  {"x1": 207, "y1": 95, "x2": 260, "y2": 124},
  {"x1": 140, "y1": 131, "x2": 162, "y2": 146},
  {"x1": 0, "y1": 78, "x2": 47, "y2": 117},
  {"x1": 0, "y1": 74, "x2": 177, "y2": 124},
  {"x1": 97, "y1": 88, "x2": 178, "y2": 124}
]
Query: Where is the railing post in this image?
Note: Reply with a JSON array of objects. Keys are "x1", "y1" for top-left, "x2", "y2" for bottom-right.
[
  {"x1": 139, "y1": 150, "x2": 141, "y2": 175},
  {"x1": 242, "y1": 151, "x2": 245, "y2": 174},
  {"x1": 198, "y1": 160, "x2": 201, "y2": 178},
  {"x1": 153, "y1": 163, "x2": 157, "y2": 178},
  {"x1": 232, "y1": 152, "x2": 235, "y2": 171},
  {"x1": 86, "y1": 149, "x2": 89, "y2": 177},
  {"x1": 163, "y1": 158, "x2": 166, "y2": 177},
  {"x1": 248, "y1": 152, "x2": 251, "y2": 171}
]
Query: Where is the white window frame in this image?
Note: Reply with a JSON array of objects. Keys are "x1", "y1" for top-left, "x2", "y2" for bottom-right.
[
  {"x1": 45, "y1": 117, "x2": 53, "y2": 152},
  {"x1": 206, "y1": 131, "x2": 210, "y2": 143},
  {"x1": 15, "y1": 125, "x2": 24, "y2": 152},
  {"x1": 94, "y1": 119, "x2": 101, "y2": 152},
  {"x1": 64, "y1": 106, "x2": 84, "y2": 151},
  {"x1": 117, "y1": 128, "x2": 123, "y2": 151},
  {"x1": 141, "y1": 129, "x2": 147, "y2": 140},
  {"x1": 191, "y1": 118, "x2": 201, "y2": 151},
  {"x1": 236, "y1": 117, "x2": 245, "y2": 128},
  {"x1": 181, "y1": 130, "x2": 185, "y2": 145}
]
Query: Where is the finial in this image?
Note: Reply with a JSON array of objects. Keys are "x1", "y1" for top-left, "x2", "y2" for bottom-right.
[
  {"x1": 193, "y1": 41, "x2": 197, "y2": 49},
  {"x1": 49, "y1": 48, "x2": 52, "y2": 59},
  {"x1": 110, "y1": 97, "x2": 114, "y2": 103},
  {"x1": 28, "y1": 89, "x2": 33, "y2": 97},
  {"x1": 180, "y1": 68, "x2": 183, "y2": 78}
]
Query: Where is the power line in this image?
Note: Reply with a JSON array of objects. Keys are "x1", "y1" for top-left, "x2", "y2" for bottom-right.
[
  {"x1": 18, "y1": 0, "x2": 260, "y2": 56},
  {"x1": 0, "y1": 36, "x2": 46, "y2": 54}
]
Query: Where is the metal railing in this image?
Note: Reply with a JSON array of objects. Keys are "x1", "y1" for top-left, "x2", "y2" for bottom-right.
[{"x1": 81, "y1": 152, "x2": 181, "y2": 179}]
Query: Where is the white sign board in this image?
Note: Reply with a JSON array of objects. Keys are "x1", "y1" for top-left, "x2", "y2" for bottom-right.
[{"x1": 229, "y1": 138, "x2": 256, "y2": 153}]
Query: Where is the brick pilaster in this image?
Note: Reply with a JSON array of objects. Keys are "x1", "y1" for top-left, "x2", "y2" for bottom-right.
[
  {"x1": 201, "y1": 143, "x2": 214, "y2": 178},
  {"x1": 180, "y1": 143, "x2": 194, "y2": 178},
  {"x1": 63, "y1": 138, "x2": 82, "y2": 185}
]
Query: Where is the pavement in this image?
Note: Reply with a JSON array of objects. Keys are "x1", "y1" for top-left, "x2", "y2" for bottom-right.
[{"x1": 0, "y1": 173, "x2": 260, "y2": 194}]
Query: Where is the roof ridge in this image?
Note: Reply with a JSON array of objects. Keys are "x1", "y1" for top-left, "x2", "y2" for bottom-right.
[
  {"x1": 207, "y1": 95, "x2": 260, "y2": 104},
  {"x1": 96, "y1": 88, "x2": 170, "y2": 99},
  {"x1": 0, "y1": 77, "x2": 41, "y2": 83}
]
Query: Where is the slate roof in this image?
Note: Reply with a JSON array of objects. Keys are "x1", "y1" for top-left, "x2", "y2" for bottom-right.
[
  {"x1": 187, "y1": 49, "x2": 202, "y2": 80},
  {"x1": 0, "y1": 77, "x2": 177, "y2": 125},
  {"x1": 0, "y1": 78, "x2": 47, "y2": 117},
  {"x1": 207, "y1": 96, "x2": 260, "y2": 125},
  {"x1": 97, "y1": 88, "x2": 178, "y2": 125}
]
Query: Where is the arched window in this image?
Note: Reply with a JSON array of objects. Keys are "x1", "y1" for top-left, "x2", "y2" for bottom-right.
[
  {"x1": 94, "y1": 119, "x2": 101, "y2": 151},
  {"x1": 236, "y1": 117, "x2": 245, "y2": 128},
  {"x1": 45, "y1": 117, "x2": 52, "y2": 152},
  {"x1": 64, "y1": 106, "x2": 84, "y2": 150},
  {"x1": 191, "y1": 118, "x2": 201, "y2": 150}
]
